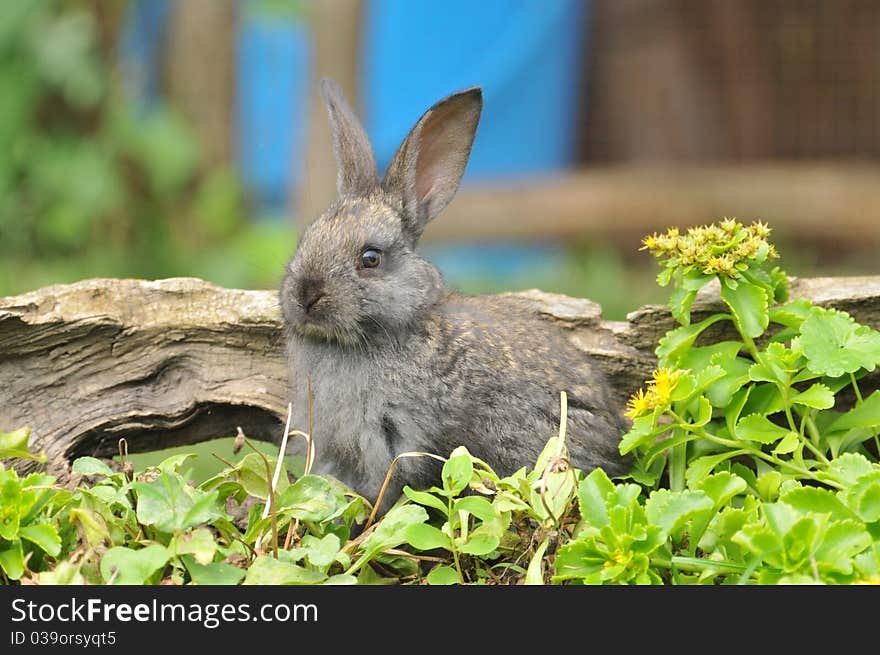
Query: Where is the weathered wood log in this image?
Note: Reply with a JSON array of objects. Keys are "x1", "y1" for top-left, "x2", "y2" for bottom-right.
[{"x1": 1, "y1": 275, "x2": 879, "y2": 484}]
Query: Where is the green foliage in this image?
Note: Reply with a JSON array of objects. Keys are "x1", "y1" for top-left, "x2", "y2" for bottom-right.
[
  {"x1": 0, "y1": 436, "x2": 67, "y2": 581},
  {"x1": 2, "y1": 219, "x2": 879, "y2": 585},
  {"x1": 0, "y1": 1, "x2": 294, "y2": 296}
]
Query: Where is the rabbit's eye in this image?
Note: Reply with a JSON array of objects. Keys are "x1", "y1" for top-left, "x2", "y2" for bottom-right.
[{"x1": 360, "y1": 249, "x2": 382, "y2": 269}]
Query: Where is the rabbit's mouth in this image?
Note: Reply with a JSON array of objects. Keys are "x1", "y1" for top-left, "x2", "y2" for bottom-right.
[{"x1": 290, "y1": 315, "x2": 363, "y2": 347}]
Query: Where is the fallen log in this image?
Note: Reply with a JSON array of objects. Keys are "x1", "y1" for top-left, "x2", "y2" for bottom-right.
[{"x1": 1, "y1": 275, "x2": 879, "y2": 484}]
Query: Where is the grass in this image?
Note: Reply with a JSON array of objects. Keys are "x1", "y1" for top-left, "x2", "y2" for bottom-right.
[{"x1": 122, "y1": 436, "x2": 303, "y2": 485}]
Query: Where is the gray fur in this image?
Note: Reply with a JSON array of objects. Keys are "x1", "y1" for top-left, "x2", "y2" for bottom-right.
[
  {"x1": 281, "y1": 79, "x2": 628, "y2": 513},
  {"x1": 321, "y1": 79, "x2": 379, "y2": 197}
]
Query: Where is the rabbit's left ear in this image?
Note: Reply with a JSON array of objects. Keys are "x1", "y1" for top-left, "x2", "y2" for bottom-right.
[
  {"x1": 382, "y1": 87, "x2": 482, "y2": 240},
  {"x1": 321, "y1": 78, "x2": 379, "y2": 197}
]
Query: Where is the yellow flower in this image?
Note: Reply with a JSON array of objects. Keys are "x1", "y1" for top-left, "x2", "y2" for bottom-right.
[
  {"x1": 625, "y1": 388, "x2": 653, "y2": 419},
  {"x1": 719, "y1": 217, "x2": 738, "y2": 233},
  {"x1": 624, "y1": 368, "x2": 685, "y2": 419},
  {"x1": 641, "y1": 219, "x2": 776, "y2": 278},
  {"x1": 648, "y1": 368, "x2": 682, "y2": 406},
  {"x1": 750, "y1": 220, "x2": 771, "y2": 238}
]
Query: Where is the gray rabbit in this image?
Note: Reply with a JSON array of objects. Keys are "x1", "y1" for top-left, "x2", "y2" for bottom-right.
[{"x1": 280, "y1": 79, "x2": 628, "y2": 514}]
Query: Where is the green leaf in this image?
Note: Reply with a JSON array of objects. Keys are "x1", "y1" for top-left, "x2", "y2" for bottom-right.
[
  {"x1": 71, "y1": 456, "x2": 114, "y2": 477},
  {"x1": 0, "y1": 470, "x2": 22, "y2": 540},
  {"x1": 577, "y1": 468, "x2": 616, "y2": 529},
  {"x1": 756, "y1": 471, "x2": 783, "y2": 502},
  {"x1": 236, "y1": 452, "x2": 288, "y2": 499},
  {"x1": 779, "y1": 516, "x2": 821, "y2": 571},
  {"x1": 657, "y1": 265, "x2": 675, "y2": 287},
  {"x1": 843, "y1": 472, "x2": 880, "y2": 523},
  {"x1": 19, "y1": 523, "x2": 61, "y2": 557},
  {"x1": 762, "y1": 501, "x2": 802, "y2": 539},
  {"x1": 134, "y1": 472, "x2": 223, "y2": 534},
  {"x1": 183, "y1": 557, "x2": 246, "y2": 585},
  {"x1": 0, "y1": 427, "x2": 45, "y2": 461},
  {"x1": 668, "y1": 270, "x2": 713, "y2": 325},
  {"x1": 299, "y1": 533, "x2": 343, "y2": 570},
  {"x1": 685, "y1": 452, "x2": 746, "y2": 489},
  {"x1": 814, "y1": 520, "x2": 872, "y2": 575},
  {"x1": 101, "y1": 545, "x2": 170, "y2": 585},
  {"x1": 706, "y1": 350, "x2": 752, "y2": 408},
  {"x1": 180, "y1": 489, "x2": 223, "y2": 531},
  {"x1": 402, "y1": 486, "x2": 448, "y2": 514},
  {"x1": 357, "y1": 504, "x2": 429, "y2": 569},
  {"x1": 829, "y1": 391, "x2": 880, "y2": 432},
  {"x1": 644, "y1": 489, "x2": 713, "y2": 539},
  {"x1": 619, "y1": 415, "x2": 671, "y2": 455},
  {"x1": 0, "y1": 427, "x2": 31, "y2": 454},
  {"x1": 525, "y1": 537, "x2": 549, "y2": 585},
  {"x1": 34, "y1": 560, "x2": 86, "y2": 586},
  {"x1": 172, "y1": 527, "x2": 217, "y2": 565},
  {"x1": 780, "y1": 487, "x2": 858, "y2": 521},
  {"x1": 749, "y1": 343, "x2": 800, "y2": 385},
  {"x1": 769, "y1": 298, "x2": 815, "y2": 330},
  {"x1": 820, "y1": 453, "x2": 877, "y2": 487},
  {"x1": 725, "y1": 387, "x2": 752, "y2": 437},
  {"x1": 531, "y1": 470, "x2": 578, "y2": 522},
  {"x1": 696, "y1": 472, "x2": 748, "y2": 508},
  {"x1": 452, "y1": 496, "x2": 496, "y2": 522},
  {"x1": 790, "y1": 383, "x2": 835, "y2": 410},
  {"x1": 656, "y1": 313, "x2": 729, "y2": 366},
  {"x1": 426, "y1": 565, "x2": 460, "y2": 585},
  {"x1": 690, "y1": 472, "x2": 748, "y2": 547},
  {"x1": 826, "y1": 428, "x2": 877, "y2": 459},
  {"x1": 800, "y1": 307, "x2": 880, "y2": 377},
  {"x1": 720, "y1": 277, "x2": 769, "y2": 339},
  {"x1": 458, "y1": 530, "x2": 500, "y2": 556},
  {"x1": 0, "y1": 540, "x2": 24, "y2": 580},
  {"x1": 690, "y1": 395, "x2": 713, "y2": 427},
  {"x1": 668, "y1": 286, "x2": 698, "y2": 326},
  {"x1": 736, "y1": 414, "x2": 796, "y2": 445},
  {"x1": 553, "y1": 539, "x2": 607, "y2": 582},
  {"x1": 741, "y1": 385, "x2": 786, "y2": 420},
  {"x1": 772, "y1": 432, "x2": 801, "y2": 455},
  {"x1": 442, "y1": 450, "x2": 474, "y2": 495},
  {"x1": 275, "y1": 475, "x2": 339, "y2": 522},
  {"x1": 405, "y1": 523, "x2": 451, "y2": 551},
  {"x1": 68, "y1": 507, "x2": 110, "y2": 547},
  {"x1": 244, "y1": 555, "x2": 327, "y2": 585},
  {"x1": 155, "y1": 453, "x2": 197, "y2": 473}
]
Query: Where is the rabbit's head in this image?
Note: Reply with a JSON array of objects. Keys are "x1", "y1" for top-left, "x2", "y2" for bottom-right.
[{"x1": 281, "y1": 79, "x2": 482, "y2": 346}]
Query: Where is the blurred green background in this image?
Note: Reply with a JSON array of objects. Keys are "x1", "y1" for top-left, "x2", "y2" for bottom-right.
[{"x1": 0, "y1": 1, "x2": 297, "y2": 300}]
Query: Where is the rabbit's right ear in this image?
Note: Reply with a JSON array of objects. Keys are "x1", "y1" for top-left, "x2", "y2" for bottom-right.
[
  {"x1": 320, "y1": 78, "x2": 379, "y2": 197},
  {"x1": 382, "y1": 87, "x2": 482, "y2": 241}
]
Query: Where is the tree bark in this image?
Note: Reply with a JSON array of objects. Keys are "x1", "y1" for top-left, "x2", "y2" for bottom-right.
[
  {"x1": 2, "y1": 275, "x2": 879, "y2": 484},
  {"x1": 165, "y1": 0, "x2": 236, "y2": 168}
]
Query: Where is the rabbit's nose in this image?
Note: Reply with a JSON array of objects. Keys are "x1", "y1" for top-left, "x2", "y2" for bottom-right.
[{"x1": 299, "y1": 279, "x2": 326, "y2": 313}]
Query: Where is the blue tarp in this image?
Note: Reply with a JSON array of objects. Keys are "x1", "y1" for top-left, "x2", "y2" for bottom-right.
[{"x1": 120, "y1": 0, "x2": 589, "y2": 215}]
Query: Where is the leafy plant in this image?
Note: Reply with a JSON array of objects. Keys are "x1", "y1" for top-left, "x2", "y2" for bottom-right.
[
  {"x1": 603, "y1": 218, "x2": 880, "y2": 583},
  {"x1": 0, "y1": 430, "x2": 67, "y2": 581},
  {"x1": 2, "y1": 219, "x2": 879, "y2": 585},
  {"x1": 0, "y1": 1, "x2": 293, "y2": 296}
]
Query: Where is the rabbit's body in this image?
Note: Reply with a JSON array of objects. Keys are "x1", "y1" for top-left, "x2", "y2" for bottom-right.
[
  {"x1": 281, "y1": 80, "x2": 627, "y2": 512},
  {"x1": 289, "y1": 288, "x2": 626, "y2": 504}
]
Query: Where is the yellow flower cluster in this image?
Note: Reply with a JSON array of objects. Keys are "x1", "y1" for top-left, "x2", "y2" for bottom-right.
[
  {"x1": 642, "y1": 219, "x2": 777, "y2": 279},
  {"x1": 625, "y1": 368, "x2": 685, "y2": 420}
]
